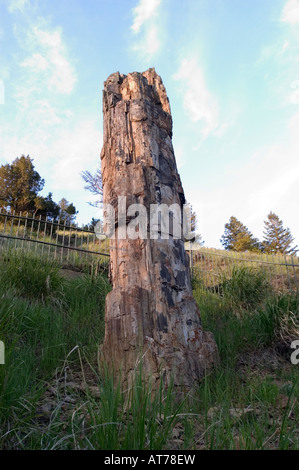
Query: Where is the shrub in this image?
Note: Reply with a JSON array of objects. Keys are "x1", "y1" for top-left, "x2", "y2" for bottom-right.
[
  {"x1": 221, "y1": 266, "x2": 270, "y2": 310},
  {"x1": 259, "y1": 294, "x2": 299, "y2": 344}
]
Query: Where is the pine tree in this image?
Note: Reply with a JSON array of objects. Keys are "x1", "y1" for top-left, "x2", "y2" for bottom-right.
[
  {"x1": 0, "y1": 155, "x2": 44, "y2": 212},
  {"x1": 58, "y1": 198, "x2": 78, "y2": 225},
  {"x1": 220, "y1": 216, "x2": 260, "y2": 252},
  {"x1": 263, "y1": 211, "x2": 298, "y2": 255},
  {"x1": 33, "y1": 193, "x2": 60, "y2": 221}
]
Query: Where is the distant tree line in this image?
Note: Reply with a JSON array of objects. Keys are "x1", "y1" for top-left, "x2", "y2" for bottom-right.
[
  {"x1": 0, "y1": 155, "x2": 78, "y2": 224},
  {"x1": 220, "y1": 214, "x2": 298, "y2": 255}
]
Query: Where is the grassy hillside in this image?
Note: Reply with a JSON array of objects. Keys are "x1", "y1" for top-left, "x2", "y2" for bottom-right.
[
  {"x1": 191, "y1": 246, "x2": 299, "y2": 295},
  {"x1": 0, "y1": 251, "x2": 298, "y2": 450},
  {"x1": 0, "y1": 215, "x2": 110, "y2": 274}
]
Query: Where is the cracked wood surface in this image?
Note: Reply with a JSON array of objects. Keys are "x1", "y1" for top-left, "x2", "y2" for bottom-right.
[{"x1": 100, "y1": 68, "x2": 217, "y2": 389}]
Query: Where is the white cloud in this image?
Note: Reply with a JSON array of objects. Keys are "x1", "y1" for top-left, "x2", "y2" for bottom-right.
[
  {"x1": 130, "y1": 0, "x2": 163, "y2": 61},
  {"x1": 0, "y1": 117, "x2": 102, "y2": 194},
  {"x1": 256, "y1": 0, "x2": 299, "y2": 109},
  {"x1": 50, "y1": 120, "x2": 102, "y2": 192},
  {"x1": 7, "y1": 20, "x2": 78, "y2": 144},
  {"x1": 214, "y1": 117, "x2": 237, "y2": 138},
  {"x1": 195, "y1": 112, "x2": 299, "y2": 248},
  {"x1": 131, "y1": 0, "x2": 162, "y2": 33},
  {"x1": 0, "y1": 7, "x2": 82, "y2": 189},
  {"x1": 1, "y1": 2, "x2": 100, "y2": 225},
  {"x1": 7, "y1": 0, "x2": 29, "y2": 13},
  {"x1": 290, "y1": 79, "x2": 299, "y2": 103},
  {"x1": 0, "y1": 117, "x2": 102, "y2": 228},
  {"x1": 281, "y1": 0, "x2": 299, "y2": 24},
  {"x1": 173, "y1": 57, "x2": 219, "y2": 138},
  {"x1": 20, "y1": 26, "x2": 76, "y2": 95},
  {"x1": 22, "y1": 53, "x2": 48, "y2": 72},
  {"x1": 242, "y1": 118, "x2": 299, "y2": 241},
  {"x1": 132, "y1": 24, "x2": 161, "y2": 60}
]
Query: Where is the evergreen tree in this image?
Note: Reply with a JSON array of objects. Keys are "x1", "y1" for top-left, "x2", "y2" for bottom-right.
[
  {"x1": 43, "y1": 193, "x2": 60, "y2": 221},
  {"x1": 0, "y1": 155, "x2": 44, "y2": 212},
  {"x1": 263, "y1": 211, "x2": 298, "y2": 255},
  {"x1": 33, "y1": 192, "x2": 60, "y2": 221},
  {"x1": 58, "y1": 198, "x2": 78, "y2": 225},
  {"x1": 88, "y1": 217, "x2": 101, "y2": 230},
  {"x1": 220, "y1": 216, "x2": 260, "y2": 252},
  {"x1": 33, "y1": 196, "x2": 47, "y2": 217}
]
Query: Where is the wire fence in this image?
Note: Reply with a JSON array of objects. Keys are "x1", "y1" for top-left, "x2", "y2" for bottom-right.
[
  {"x1": 189, "y1": 247, "x2": 299, "y2": 296},
  {"x1": 0, "y1": 210, "x2": 110, "y2": 274},
  {"x1": 1, "y1": 211, "x2": 298, "y2": 296}
]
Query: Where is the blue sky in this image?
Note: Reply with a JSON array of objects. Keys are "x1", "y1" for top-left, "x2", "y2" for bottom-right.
[{"x1": 0, "y1": 0, "x2": 299, "y2": 248}]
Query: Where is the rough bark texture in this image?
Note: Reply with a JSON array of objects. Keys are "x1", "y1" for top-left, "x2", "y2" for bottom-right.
[{"x1": 100, "y1": 68, "x2": 217, "y2": 389}]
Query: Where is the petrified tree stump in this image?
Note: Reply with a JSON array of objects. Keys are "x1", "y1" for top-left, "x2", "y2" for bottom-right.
[{"x1": 100, "y1": 68, "x2": 217, "y2": 389}]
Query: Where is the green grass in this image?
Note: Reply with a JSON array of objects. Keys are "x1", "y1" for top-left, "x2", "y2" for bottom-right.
[
  {"x1": 0, "y1": 216, "x2": 110, "y2": 275},
  {"x1": 221, "y1": 265, "x2": 271, "y2": 310},
  {"x1": 191, "y1": 246, "x2": 299, "y2": 295},
  {"x1": 0, "y1": 252, "x2": 111, "y2": 427},
  {"x1": 192, "y1": 287, "x2": 299, "y2": 449},
  {"x1": 0, "y1": 251, "x2": 298, "y2": 450}
]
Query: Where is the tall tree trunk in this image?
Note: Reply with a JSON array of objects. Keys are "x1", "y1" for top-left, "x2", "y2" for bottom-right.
[{"x1": 100, "y1": 68, "x2": 217, "y2": 390}]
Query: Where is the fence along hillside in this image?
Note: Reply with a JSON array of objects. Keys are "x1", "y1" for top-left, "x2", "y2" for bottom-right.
[
  {"x1": 1, "y1": 210, "x2": 298, "y2": 296},
  {"x1": 0, "y1": 210, "x2": 109, "y2": 273},
  {"x1": 189, "y1": 246, "x2": 299, "y2": 296}
]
